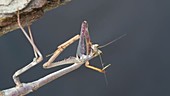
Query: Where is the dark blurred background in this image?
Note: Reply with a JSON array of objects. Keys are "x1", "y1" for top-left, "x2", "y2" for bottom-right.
[{"x1": 0, "y1": 0, "x2": 170, "y2": 96}]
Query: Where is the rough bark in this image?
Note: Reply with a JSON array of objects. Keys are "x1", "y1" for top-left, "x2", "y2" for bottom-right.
[{"x1": 0, "y1": 0, "x2": 71, "y2": 36}]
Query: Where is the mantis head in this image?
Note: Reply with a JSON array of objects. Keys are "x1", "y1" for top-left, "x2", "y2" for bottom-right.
[{"x1": 91, "y1": 44, "x2": 102, "y2": 57}]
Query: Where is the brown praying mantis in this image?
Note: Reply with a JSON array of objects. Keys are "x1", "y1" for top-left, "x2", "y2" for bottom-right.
[
  {"x1": 13, "y1": 10, "x2": 111, "y2": 88},
  {"x1": 6, "y1": 10, "x2": 126, "y2": 96},
  {"x1": 43, "y1": 21, "x2": 112, "y2": 73},
  {"x1": 13, "y1": 11, "x2": 110, "y2": 87}
]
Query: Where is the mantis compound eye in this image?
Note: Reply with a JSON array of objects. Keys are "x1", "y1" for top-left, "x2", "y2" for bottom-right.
[
  {"x1": 83, "y1": 20, "x2": 88, "y2": 25},
  {"x1": 91, "y1": 44, "x2": 99, "y2": 50},
  {"x1": 91, "y1": 44, "x2": 102, "y2": 55}
]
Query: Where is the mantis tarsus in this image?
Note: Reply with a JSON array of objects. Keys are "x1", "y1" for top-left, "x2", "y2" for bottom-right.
[{"x1": 43, "y1": 21, "x2": 111, "y2": 74}]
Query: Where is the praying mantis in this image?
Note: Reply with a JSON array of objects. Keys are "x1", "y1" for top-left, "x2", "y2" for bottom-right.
[
  {"x1": 13, "y1": 10, "x2": 125, "y2": 86},
  {"x1": 43, "y1": 21, "x2": 111, "y2": 73},
  {"x1": 1, "y1": 10, "x2": 126, "y2": 96},
  {"x1": 12, "y1": 11, "x2": 111, "y2": 88}
]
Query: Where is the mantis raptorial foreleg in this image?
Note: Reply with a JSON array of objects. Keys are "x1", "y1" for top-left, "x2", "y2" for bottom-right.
[
  {"x1": 12, "y1": 11, "x2": 43, "y2": 87},
  {"x1": 43, "y1": 35, "x2": 80, "y2": 68}
]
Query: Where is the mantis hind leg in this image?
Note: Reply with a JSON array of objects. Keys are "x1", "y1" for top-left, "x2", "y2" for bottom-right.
[{"x1": 12, "y1": 11, "x2": 43, "y2": 87}]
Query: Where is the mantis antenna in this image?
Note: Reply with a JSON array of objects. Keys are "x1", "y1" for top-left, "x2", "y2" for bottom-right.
[
  {"x1": 99, "y1": 34, "x2": 127, "y2": 48},
  {"x1": 98, "y1": 34, "x2": 126, "y2": 85}
]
